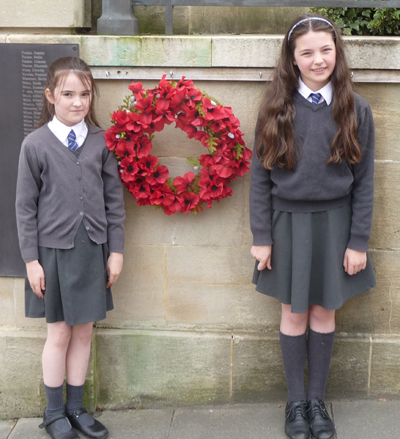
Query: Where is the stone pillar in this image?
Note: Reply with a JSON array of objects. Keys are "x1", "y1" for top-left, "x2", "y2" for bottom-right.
[{"x1": 97, "y1": 0, "x2": 139, "y2": 35}]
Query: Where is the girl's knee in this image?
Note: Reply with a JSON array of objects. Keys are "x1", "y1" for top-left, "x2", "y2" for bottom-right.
[
  {"x1": 47, "y1": 322, "x2": 72, "y2": 347},
  {"x1": 71, "y1": 322, "x2": 93, "y2": 344},
  {"x1": 281, "y1": 304, "x2": 309, "y2": 334},
  {"x1": 309, "y1": 305, "x2": 335, "y2": 332}
]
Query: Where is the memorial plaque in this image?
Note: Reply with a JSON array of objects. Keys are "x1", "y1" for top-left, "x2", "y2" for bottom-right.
[{"x1": 0, "y1": 43, "x2": 79, "y2": 277}]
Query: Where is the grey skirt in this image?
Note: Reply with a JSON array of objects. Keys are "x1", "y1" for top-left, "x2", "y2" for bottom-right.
[
  {"x1": 252, "y1": 204, "x2": 376, "y2": 313},
  {"x1": 25, "y1": 222, "x2": 114, "y2": 325}
]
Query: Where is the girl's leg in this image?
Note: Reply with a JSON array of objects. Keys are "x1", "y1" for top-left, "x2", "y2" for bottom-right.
[
  {"x1": 280, "y1": 305, "x2": 310, "y2": 439},
  {"x1": 280, "y1": 304, "x2": 309, "y2": 402},
  {"x1": 42, "y1": 322, "x2": 75, "y2": 435},
  {"x1": 65, "y1": 322, "x2": 108, "y2": 438},
  {"x1": 65, "y1": 322, "x2": 93, "y2": 386},
  {"x1": 307, "y1": 305, "x2": 335, "y2": 401},
  {"x1": 307, "y1": 305, "x2": 336, "y2": 439},
  {"x1": 65, "y1": 323, "x2": 93, "y2": 417}
]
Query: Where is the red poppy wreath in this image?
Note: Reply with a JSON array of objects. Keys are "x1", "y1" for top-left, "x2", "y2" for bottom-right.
[{"x1": 105, "y1": 75, "x2": 252, "y2": 215}]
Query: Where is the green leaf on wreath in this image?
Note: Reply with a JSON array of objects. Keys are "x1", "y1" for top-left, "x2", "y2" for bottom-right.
[
  {"x1": 234, "y1": 143, "x2": 244, "y2": 159},
  {"x1": 187, "y1": 157, "x2": 200, "y2": 167},
  {"x1": 205, "y1": 137, "x2": 218, "y2": 153}
]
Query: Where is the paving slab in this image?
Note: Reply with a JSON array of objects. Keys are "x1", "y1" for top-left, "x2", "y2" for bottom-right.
[
  {"x1": 169, "y1": 403, "x2": 287, "y2": 439},
  {"x1": 333, "y1": 400, "x2": 400, "y2": 439},
  {"x1": 8, "y1": 409, "x2": 174, "y2": 439},
  {"x1": 0, "y1": 420, "x2": 16, "y2": 439},
  {"x1": 94, "y1": 409, "x2": 174, "y2": 439}
]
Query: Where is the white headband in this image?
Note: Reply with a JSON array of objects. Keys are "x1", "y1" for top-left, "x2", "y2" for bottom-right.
[{"x1": 287, "y1": 17, "x2": 334, "y2": 44}]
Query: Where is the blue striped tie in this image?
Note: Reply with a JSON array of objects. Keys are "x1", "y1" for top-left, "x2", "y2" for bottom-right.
[
  {"x1": 310, "y1": 93, "x2": 322, "y2": 105},
  {"x1": 67, "y1": 130, "x2": 79, "y2": 151}
]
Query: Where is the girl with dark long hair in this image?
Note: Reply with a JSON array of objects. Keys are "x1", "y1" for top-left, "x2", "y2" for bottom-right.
[
  {"x1": 250, "y1": 14, "x2": 376, "y2": 439},
  {"x1": 16, "y1": 57, "x2": 125, "y2": 439}
]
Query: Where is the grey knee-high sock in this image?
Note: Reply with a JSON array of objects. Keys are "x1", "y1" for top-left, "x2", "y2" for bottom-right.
[
  {"x1": 280, "y1": 331, "x2": 307, "y2": 402},
  {"x1": 44, "y1": 384, "x2": 71, "y2": 433},
  {"x1": 66, "y1": 383, "x2": 94, "y2": 426},
  {"x1": 307, "y1": 328, "x2": 335, "y2": 401}
]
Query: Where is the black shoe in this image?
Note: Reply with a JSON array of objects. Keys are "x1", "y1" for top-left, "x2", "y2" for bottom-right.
[
  {"x1": 67, "y1": 408, "x2": 109, "y2": 439},
  {"x1": 39, "y1": 411, "x2": 79, "y2": 439},
  {"x1": 285, "y1": 400, "x2": 311, "y2": 439},
  {"x1": 307, "y1": 399, "x2": 336, "y2": 439}
]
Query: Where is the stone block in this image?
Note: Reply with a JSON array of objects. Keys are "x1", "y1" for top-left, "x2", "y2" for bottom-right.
[
  {"x1": 212, "y1": 36, "x2": 282, "y2": 68},
  {"x1": 166, "y1": 280, "x2": 280, "y2": 331},
  {"x1": 0, "y1": 278, "x2": 16, "y2": 327},
  {"x1": 370, "y1": 336, "x2": 400, "y2": 397},
  {"x1": 345, "y1": 37, "x2": 400, "y2": 70},
  {"x1": 100, "y1": 245, "x2": 167, "y2": 328},
  {"x1": 123, "y1": 178, "x2": 246, "y2": 247},
  {"x1": 0, "y1": 329, "x2": 96, "y2": 419},
  {"x1": 355, "y1": 84, "x2": 400, "y2": 162},
  {"x1": 325, "y1": 335, "x2": 371, "y2": 399},
  {"x1": 232, "y1": 333, "x2": 286, "y2": 402},
  {"x1": 81, "y1": 37, "x2": 142, "y2": 67},
  {"x1": 95, "y1": 329, "x2": 232, "y2": 408},
  {"x1": 370, "y1": 162, "x2": 400, "y2": 250},
  {"x1": 0, "y1": 1, "x2": 90, "y2": 28},
  {"x1": 141, "y1": 37, "x2": 211, "y2": 67}
]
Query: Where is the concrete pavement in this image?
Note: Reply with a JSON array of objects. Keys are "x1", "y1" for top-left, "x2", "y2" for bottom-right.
[{"x1": 1, "y1": 400, "x2": 399, "y2": 439}]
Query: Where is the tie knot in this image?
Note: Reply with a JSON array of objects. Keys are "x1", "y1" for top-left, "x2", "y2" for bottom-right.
[
  {"x1": 310, "y1": 93, "x2": 322, "y2": 105},
  {"x1": 68, "y1": 130, "x2": 78, "y2": 151}
]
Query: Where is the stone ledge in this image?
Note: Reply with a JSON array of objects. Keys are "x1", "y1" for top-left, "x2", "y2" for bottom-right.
[
  {"x1": 1, "y1": 34, "x2": 399, "y2": 70},
  {"x1": 1, "y1": 328, "x2": 400, "y2": 417},
  {"x1": 0, "y1": 0, "x2": 90, "y2": 28}
]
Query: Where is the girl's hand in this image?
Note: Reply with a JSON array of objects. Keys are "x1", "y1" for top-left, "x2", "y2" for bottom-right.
[
  {"x1": 107, "y1": 252, "x2": 124, "y2": 288},
  {"x1": 26, "y1": 260, "x2": 45, "y2": 298},
  {"x1": 251, "y1": 245, "x2": 272, "y2": 271},
  {"x1": 343, "y1": 248, "x2": 367, "y2": 275}
]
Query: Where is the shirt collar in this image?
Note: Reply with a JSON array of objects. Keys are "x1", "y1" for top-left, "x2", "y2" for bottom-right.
[
  {"x1": 48, "y1": 116, "x2": 88, "y2": 146},
  {"x1": 297, "y1": 78, "x2": 333, "y2": 106}
]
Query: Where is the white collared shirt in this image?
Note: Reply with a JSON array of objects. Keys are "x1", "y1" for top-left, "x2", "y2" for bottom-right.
[
  {"x1": 48, "y1": 116, "x2": 88, "y2": 149},
  {"x1": 297, "y1": 78, "x2": 333, "y2": 106}
]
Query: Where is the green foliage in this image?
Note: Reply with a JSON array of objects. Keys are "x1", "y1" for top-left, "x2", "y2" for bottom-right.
[{"x1": 310, "y1": 6, "x2": 400, "y2": 36}]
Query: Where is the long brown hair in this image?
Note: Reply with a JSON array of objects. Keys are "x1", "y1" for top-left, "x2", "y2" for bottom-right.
[
  {"x1": 256, "y1": 13, "x2": 361, "y2": 171},
  {"x1": 38, "y1": 56, "x2": 100, "y2": 128}
]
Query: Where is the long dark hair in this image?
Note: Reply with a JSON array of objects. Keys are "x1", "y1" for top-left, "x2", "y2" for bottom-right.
[
  {"x1": 256, "y1": 13, "x2": 361, "y2": 171},
  {"x1": 38, "y1": 56, "x2": 100, "y2": 128}
]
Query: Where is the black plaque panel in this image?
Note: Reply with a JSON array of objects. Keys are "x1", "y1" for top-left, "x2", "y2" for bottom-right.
[{"x1": 0, "y1": 43, "x2": 79, "y2": 277}]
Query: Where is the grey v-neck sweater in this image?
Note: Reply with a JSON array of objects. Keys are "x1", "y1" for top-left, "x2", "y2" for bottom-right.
[
  {"x1": 16, "y1": 124, "x2": 125, "y2": 262},
  {"x1": 250, "y1": 91, "x2": 375, "y2": 252}
]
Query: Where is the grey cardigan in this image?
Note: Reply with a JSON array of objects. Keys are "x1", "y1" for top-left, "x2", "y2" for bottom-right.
[
  {"x1": 16, "y1": 124, "x2": 125, "y2": 262},
  {"x1": 250, "y1": 92, "x2": 375, "y2": 252}
]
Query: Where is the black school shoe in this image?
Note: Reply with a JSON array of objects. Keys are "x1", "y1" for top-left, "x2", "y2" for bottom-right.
[
  {"x1": 285, "y1": 401, "x2": 311, "y2": 439},
  {"x1": 67, "y1": 408, "x2": 109, "y2": 439},
  {"x1": 307, "y1": 399, "x2": 336, "y2": 439},
  {"x1": 39, "y1": 411, "x2": 79, "y2": 439}
]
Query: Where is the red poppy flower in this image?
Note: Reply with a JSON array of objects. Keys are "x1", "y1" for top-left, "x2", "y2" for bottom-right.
[
  {"x1": 146, "y1": 165, "x2": 169, "y2": 185},
  {"x1": 120, "y1": 157, "x2": 138, "y2": 183},
  {"x1": 136, "y1": 135, "x2": 153, "y2": 159},
  {"x1": 179, "y1": 192, "x2": 200, "y2": 215},
  {"x1": 115, "y1": 139, "x2": 136, "y2": 159},
  {"x1": 174, "y1": 172, "x2": 194, "y2": 194}
]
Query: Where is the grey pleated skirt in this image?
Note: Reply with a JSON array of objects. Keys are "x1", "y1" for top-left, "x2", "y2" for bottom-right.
[
  {"x1": 25, "y1": 222, "x2": 114, "y2": 325},
  {"x1": 252, "y1": 204, "x2": 376, "y2": 313}
]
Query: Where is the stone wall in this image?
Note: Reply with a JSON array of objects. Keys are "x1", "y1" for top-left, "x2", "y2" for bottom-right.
[{"x1": 1, "y1": 9, "x2": 400, "y2": 419}]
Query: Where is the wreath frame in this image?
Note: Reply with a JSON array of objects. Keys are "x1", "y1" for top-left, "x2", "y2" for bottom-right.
[{"x1": 105, "y1": 75, "x2": 252, "y2": 215}]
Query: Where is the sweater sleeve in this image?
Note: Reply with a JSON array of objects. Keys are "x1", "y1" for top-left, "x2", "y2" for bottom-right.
[
  {"x1": 102, "y1": 146, "x2": 126, "y2": 253},
  {"x1": 249, "y1": 131, "x2": 273, "y2": 246},
  {"x1": 15, "y1": 140, "x2": 41, "y2": 262},
  {"x1": 347, "y1": 101, "x2": 375, "y2": 252}
]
